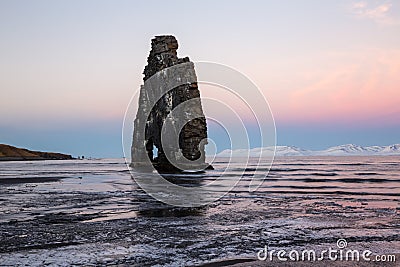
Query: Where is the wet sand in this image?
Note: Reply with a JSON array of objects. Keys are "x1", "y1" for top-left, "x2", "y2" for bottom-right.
[{"x1": 0, "y1": 158, "x2": 399, "y2": 266}]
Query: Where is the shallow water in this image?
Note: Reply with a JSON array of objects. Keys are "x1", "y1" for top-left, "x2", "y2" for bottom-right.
[{"x1": 0, "y1": 156, "x2": 399, "y2": 266}]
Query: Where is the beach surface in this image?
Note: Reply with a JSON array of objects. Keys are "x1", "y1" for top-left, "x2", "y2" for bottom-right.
[{"x1": 0, "y1": 157, "x2": 399, "y2": 266}]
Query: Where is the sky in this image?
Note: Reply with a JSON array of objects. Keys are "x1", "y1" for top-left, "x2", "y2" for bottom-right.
[{"x1": 0, "y1": 0, "x2": 399, "y2": 157}]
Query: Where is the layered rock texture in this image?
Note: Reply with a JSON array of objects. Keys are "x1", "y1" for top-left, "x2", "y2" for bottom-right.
[
  {"x1": 0, "y1": 144, "x2": 73, "y2": 161},
  {"x1": 131, "y1": 36, "x2": 210, "y2": 172}
]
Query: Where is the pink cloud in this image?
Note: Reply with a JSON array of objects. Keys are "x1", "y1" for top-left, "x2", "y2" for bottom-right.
[{"x1": 350, "y1": 1, "x2": 400, "y2": 25}]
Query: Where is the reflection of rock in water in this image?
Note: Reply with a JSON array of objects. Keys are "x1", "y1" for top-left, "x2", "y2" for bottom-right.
[
  {"x1": 135, "y1": 186, "x2": 207, "y2": 217},
  {"x1": 137, "y1": 204, "x2": 206, "y2": 218},
  {"x1": 131, "y1": 35, "x2": 212, "y2": 172}
]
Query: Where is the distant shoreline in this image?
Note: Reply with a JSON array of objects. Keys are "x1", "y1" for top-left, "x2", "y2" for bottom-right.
[{"x1": 0, "y1": 144, "x2": 74, "y2": 162}]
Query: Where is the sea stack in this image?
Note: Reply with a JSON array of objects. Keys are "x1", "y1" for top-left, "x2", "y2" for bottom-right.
[{"x1": 131, "y1": 35, "x2": 211, "y2": 172}]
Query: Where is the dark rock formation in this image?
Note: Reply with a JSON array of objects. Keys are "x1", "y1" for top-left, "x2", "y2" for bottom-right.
[
  {"x1": 131, "y1": 35, "x2": 212, "y2": 172},
  {"x1": 0, "y1": 144, "x2": 74, "y2": 161}
]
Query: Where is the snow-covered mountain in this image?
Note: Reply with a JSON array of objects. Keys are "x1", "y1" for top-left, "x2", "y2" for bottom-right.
[
  {"x1": 216, "y1": 144, "x2": 400, "y2": 157},
  {"x1": 380, "y1": 144, "x2": 400, "y2": 154}
]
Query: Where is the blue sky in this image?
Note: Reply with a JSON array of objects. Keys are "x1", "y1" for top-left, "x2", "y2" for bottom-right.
[{"x1": 1, "y1": 0, "x2": 399, "y2": 157}]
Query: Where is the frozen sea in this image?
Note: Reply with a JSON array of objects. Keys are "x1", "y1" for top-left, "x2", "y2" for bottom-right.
[{"x1": 0, "y1": 156, "x2": 399, "y2": 266}]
